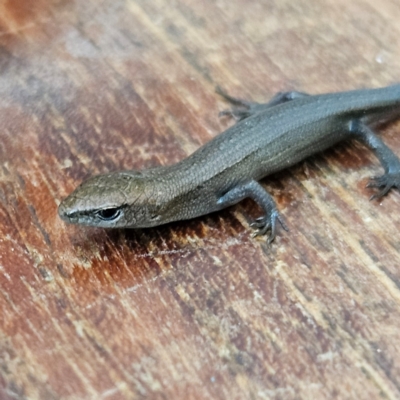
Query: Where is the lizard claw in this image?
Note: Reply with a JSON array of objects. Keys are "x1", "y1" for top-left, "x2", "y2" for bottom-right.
[
  {"x1": 219, "y1": 109, "x2": 251, "y2": 121},
  {"x1": 367, "y1": 173, "x2": 400, "y2": 200},
  {"x1": 250, "y1": 211, "x2": 288, "y2": 243}
]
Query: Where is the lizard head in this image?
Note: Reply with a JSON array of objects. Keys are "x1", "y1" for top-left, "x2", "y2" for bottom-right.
[{"x1": 58, "y1": 171, "x2": 164, "y2": 228}]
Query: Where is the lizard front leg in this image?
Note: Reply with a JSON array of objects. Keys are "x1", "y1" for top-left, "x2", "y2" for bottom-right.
[{"x1": 217, "y1": 180, "x2": 287, "y2": 242}]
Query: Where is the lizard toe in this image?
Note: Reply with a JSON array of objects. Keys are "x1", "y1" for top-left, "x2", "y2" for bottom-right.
[{"x1": 250, "y1": 211, "x2": 287, "y2": 243}]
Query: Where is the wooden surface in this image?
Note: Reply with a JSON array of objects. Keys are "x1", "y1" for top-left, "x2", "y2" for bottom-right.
[{"x1": 1, "y1": 0, "x2": 400, "y2": 399}]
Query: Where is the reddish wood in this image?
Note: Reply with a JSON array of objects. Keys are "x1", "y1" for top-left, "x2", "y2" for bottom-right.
[{"x1": 0, "y1": 0, "x2": 400, "y2": 399}]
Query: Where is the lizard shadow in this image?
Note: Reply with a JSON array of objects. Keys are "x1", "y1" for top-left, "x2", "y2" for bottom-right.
[{"x1": 68, "y1": 207, "x2": 245, "y2": 292}]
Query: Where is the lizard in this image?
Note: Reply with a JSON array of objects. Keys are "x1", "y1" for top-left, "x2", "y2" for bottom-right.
[{"x1": 58, "y1": 85, "x2": 400, "y2": 242}]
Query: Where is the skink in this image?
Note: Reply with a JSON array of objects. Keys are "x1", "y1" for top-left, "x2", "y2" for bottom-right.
[{"x1": 58, "y1": 85, "x2": 400, "y2": 242}]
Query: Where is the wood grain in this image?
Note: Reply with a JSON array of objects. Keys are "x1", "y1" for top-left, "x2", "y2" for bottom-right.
[{"x1": 0, "y1": 0, "x2": 400, "y2": 399}]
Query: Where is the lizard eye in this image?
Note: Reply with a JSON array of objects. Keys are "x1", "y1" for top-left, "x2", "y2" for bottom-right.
[{"x1": 96, "y1": 208, "x2": 122, "y2": 221}]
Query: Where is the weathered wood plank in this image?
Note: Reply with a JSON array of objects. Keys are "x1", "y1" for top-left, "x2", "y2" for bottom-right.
[{"x1": 0, "y1": 0, "x2": 400, "y2": 399}]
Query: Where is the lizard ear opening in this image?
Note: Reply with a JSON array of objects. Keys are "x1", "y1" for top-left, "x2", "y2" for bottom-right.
[{"x1": 96, "y1": 208, "x2": 122, "y2": 221}]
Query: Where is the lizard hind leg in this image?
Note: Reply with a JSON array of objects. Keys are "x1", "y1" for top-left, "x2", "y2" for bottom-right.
[
  {"x1": 216, "y1": 86, "x2": 310, "y2": 122},
  {"x1": 350, "y1": 120, "x2": 400, "y2": 199}
]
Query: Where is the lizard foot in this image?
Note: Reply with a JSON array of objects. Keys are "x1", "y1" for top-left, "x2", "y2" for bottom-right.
[
  {"x1": 218, "y1": 109, "x2": 252, "y2": 121},
  {"x1": 216, "y1": 86, "x2": 264, "y2": 122},
  {"x1": 250, "y1": 211, "x2": 288, "y2": 243},
  {"x1": 367, "y1": 172, "x2": 400, "y2": 199}
]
